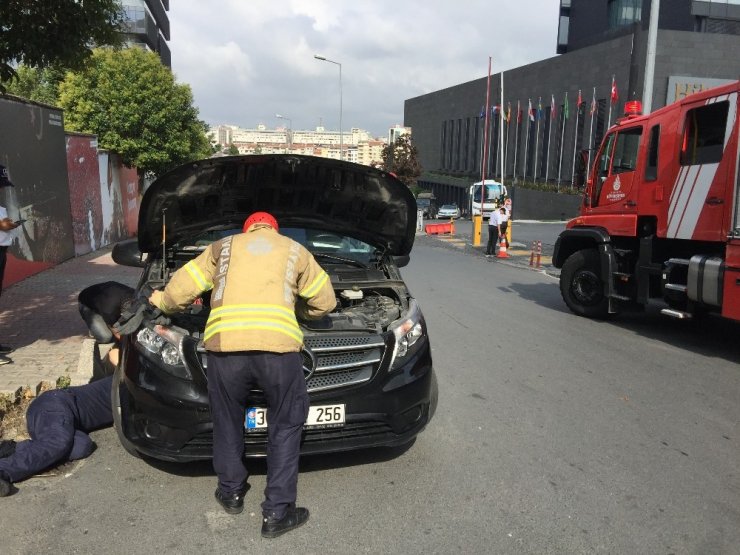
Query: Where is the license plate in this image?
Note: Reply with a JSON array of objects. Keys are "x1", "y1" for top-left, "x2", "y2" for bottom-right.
[{"x1": 245, "y1": 404, "x2": 346, "y2": 431}]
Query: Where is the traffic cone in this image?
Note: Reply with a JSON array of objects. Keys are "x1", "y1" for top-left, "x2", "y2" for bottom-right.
[{"x1": 497, "y1": 235, "x2": 509, "y2": 258}]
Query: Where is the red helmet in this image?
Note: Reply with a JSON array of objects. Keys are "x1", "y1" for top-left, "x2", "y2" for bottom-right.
[{"x1": 243, "y1": 211, "x2": 278, "y2": 232}]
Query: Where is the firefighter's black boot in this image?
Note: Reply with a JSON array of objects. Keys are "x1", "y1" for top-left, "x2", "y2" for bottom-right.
[{"x1": 261, "y1": 506, "x2": 309, "y2": 538}]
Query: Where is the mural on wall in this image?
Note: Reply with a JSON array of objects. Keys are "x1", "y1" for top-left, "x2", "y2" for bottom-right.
[
  {"x1": 66, "y1": 137, "x2": 140, "y2": 256},
  {"x1": 66, "y1": 133, "x2": 104, "y2": 256},
  {"x1": 0, "y1": 96, "x2": 76, "y2": 285}
]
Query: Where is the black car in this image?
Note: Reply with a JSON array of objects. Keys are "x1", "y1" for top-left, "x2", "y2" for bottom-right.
[{"x1": 109, "y1": 154, "x2": 437, "y2": 462}]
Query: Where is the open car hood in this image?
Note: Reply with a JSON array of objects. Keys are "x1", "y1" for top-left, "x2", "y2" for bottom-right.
[{"x1": 138, "y1": 155, "x2": 417, "y2": 256}]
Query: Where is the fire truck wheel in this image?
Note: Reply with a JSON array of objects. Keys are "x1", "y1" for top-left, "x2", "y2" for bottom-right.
[{"x1": 560, "y1": 248, "x2": 609, "y2": 318}]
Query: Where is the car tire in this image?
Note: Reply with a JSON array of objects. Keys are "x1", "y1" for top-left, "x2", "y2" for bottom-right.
[
  {"x1": 111, "y1": 360, "x2": 142, "y2": 459},
  {"x1": 560, "y1": 248, "x2": 609, "y2": 318}
]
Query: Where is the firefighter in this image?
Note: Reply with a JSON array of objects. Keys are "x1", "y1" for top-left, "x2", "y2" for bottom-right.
[
  {"x1": 0, "y1": 281, "x2": 134, "y2": 496},
  {"x1": 147, "y1": 211, "x2": 335, "y2": 538}
]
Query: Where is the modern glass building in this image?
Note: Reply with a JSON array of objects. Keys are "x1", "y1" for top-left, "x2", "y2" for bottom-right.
[
  {"x1": 404, "y1": 0, "x2": 740, "y2": 206},
  {"x1": 121, "y1": 0, "x2": 171, "y2": 67}
]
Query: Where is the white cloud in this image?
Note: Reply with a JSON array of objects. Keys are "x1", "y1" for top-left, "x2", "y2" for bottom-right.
[{"x1": 169, "y1": 0, "x2": 559, "y2": 136}]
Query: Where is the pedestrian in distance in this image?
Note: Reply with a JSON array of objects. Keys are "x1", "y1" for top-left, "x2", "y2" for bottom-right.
[
  {"x1": 146, "y1": 211, "x2": 336, "y2": 538},
  {"x1": 0, "y1": 281, "x2": 135, "y2": 497},
  {"x1": 499, "y1": 207, "x2": 509, "y2": 248},
  {"x1": 486, "y1": 208, "x2": 502, "y2": 257},
  {"x1": 0, "y1": 165, "x2": 23, "y2": 364}
]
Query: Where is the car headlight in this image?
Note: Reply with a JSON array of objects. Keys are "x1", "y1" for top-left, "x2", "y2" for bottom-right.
[
  {"x1": 135, "y1": 325, "x2": 192, "y2": 379},
  {"x1": 389, "y1": 299, "x2": 426, "y2": 371}
]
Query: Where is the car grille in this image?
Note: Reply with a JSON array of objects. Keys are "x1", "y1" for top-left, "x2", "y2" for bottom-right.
[
  {"x1": 190, "y1": 333, "x2": 387, "y2": 393},
  {"x1": 185, "y1": 420, "x2": 396, "y2": 448}
]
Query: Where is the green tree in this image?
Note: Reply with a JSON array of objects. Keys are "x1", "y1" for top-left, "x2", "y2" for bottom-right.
[
  {"x1": 58, "y1": 48, "x2": 212, "y2": 178},
  {"x1": 4, "y1": 64, "x2": 65, "y2": 105},
  {"x1": 381, "y1": 135, "x2": 423, "y2": 188},
  {"x1": 227, "y1": 143, "x2": 239, "y2": 155},
  {"x1": 0, "y1": 0, "x2": 124, "y2": 93}
]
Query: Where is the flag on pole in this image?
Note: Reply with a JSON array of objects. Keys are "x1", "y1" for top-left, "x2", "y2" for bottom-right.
[
  {"x1": 590, "y1": 88, "x2": 597, "y2": 116},
  {"x1": 506, "y1": 101, "x2": 511, "y2": 123},
  {"x1": 517, "y1": 100, "x2": 522, "y2": 123},
  {"x1": 480, "y1": 105, "x2": 485, "y2": 117},
  {"x1": 610, "y1": 77, "x2": 619, "y2": 105},
  {"x1": 550, "y1": 93, "x2": 556, "y2": 119},
  {"x1": 528, "y1": 98, "x2": 535, "y2": 122},
  {"x1": 577, "y1": 89, "x2": 583, "y2": 109},
  {"x1": 537, "y1": 97, "x2": 543, "y2": 120},
  {"x1": 563, "y1": 92, "x2": 569, "y2": 120},
  {"x1": 492, "y1": 104, "x2": 499, "y2": 115}
]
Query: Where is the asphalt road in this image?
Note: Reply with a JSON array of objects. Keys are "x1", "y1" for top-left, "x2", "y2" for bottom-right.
[{"x1": 3, "y1": 237, "x2": 739, "y2": 554}]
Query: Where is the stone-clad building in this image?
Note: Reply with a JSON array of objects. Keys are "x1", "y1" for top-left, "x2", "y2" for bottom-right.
[{"x1": 404, "y1": 0, "x2": 740, "y2": 207}]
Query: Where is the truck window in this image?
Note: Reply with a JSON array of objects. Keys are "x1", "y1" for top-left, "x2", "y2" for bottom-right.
[
  {"x1": 611, "y1": 127, "x2": 642, "y2": 174},
  {"x1": 645, "y1": 124, "x2": 660, "y2": 181},
  {"x1": 680, "y1": 101, "x2": 729, "y2": 166}
]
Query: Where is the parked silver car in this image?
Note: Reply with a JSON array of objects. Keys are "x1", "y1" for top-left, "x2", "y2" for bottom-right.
[{"x1": 437, "y1": 204, "x2": 460, "y2": 219}]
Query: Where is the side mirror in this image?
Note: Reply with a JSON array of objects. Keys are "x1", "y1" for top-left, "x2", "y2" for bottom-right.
[
  {"x1": 112, "y1": 239, "x2": 146, "y2": 267},
  {"x1": 393, "y1": 255, "x2": 410, "y2": 268}
]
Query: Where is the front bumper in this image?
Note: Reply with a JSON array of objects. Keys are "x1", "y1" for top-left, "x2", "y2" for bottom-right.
[{"x1": 113, "y1": 335, "x2": 437, "y2": 462}]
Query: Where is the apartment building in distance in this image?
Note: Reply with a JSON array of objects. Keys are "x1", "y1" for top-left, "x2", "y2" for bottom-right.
[
  {"x1": 208, "y1": 124, "x2": 397, "y2": 167},
  {"x1": 120, "y1": 0, "x2": 171, "y2": 66}
]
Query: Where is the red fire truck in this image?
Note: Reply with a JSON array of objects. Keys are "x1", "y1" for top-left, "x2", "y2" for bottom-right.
[{"x1": 553, "y1": 81, "x2": 740, "y2": 321}]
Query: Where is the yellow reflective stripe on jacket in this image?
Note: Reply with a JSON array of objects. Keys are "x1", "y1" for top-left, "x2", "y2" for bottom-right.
[
  {"x1": 205, "y1": 304, "x2": 302, "y2": 343},
  {"x1": 184, "y1": 261, "x2": 213, "y2": 291},
  {"x1": 300, "y1": 271, "x2": 329, "y2": 299}
]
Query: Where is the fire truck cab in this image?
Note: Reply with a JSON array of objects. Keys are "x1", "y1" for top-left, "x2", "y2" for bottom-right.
[{"x1": 553, "y1": 81, "x2": 740, "y2": 321}]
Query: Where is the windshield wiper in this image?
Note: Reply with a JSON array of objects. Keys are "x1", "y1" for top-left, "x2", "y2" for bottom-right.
[{"x1": 313, "y1": 253, "x2": 368, "y2": 269}]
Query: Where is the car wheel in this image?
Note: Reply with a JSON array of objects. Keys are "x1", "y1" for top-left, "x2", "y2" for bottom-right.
[
  {"x1": 111, "y1": 361, "x2": 142, "y2": 459},
  {"x1": 560, "y1": 248, "x2": 609, "y2": 318}
]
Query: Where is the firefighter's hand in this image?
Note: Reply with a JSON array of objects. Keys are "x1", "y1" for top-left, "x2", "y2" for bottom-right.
[{"x1": 113, "y1": 298, "x2": 169, "y2": 336}]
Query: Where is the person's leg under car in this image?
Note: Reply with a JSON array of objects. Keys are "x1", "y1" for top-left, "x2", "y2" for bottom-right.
[
  {"x1": 254, "y1": 351, "x2": 309, "y2": 519},
  {"x1": 0, "y1": 391, "x2": 78, "y2": 485}
]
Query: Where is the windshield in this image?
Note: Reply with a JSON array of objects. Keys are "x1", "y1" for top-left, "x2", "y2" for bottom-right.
[
  {"x1": 473, "y1": 185, "x2": 503, "y2": 202},
  {"x1": 173, "y1": 226, "x2": 379, "y2": 265}
]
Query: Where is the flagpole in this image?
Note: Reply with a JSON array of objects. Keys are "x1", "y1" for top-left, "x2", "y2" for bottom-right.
[
  {"x1": 523, "y1": 100, "x2": 531, "y2": 182},
  {"x1": 607, "y1": 74, "x2": 614, "y2": 129},
  {"x1": 534, "y1": 98, "x2": 541, "y2": 181},
  {"x1": 505, "y1": 102, "x2": 511, "y2": 180},
  {"x1": 481, "y1": 57, "x2": 492, "y2": 183},
  {"x1": 587, "y1": 86, "x2": 596, "y2": 176},
  {"x1": 500, "y1": 72, "x2": 505, "y2": 186},
  {"x1": 558, "y1": 92, "x2": 567, "y2": 192},
  {"x1": 513, "y1": 100, "x2": 520, "y2": 181},
  {"x1": 571, "y1": 90, "x2": 581, "y2": 187},
  {"x1": 488, "y1": 105, "x2": 495, "y2": 177},
  {"x1": 546, "y1": 95, "x2": 553, "y2": 183}
]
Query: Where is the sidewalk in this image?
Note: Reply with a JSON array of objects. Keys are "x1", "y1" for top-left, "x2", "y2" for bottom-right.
[{"x1": 0, "y1": 247, "x2": 141, "y2": 396}]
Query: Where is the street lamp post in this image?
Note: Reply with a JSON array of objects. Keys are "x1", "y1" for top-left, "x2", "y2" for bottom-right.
[
  {"x1": 275, "y1": 113, "x2": 292, "y2": 152},
  {"x1": 314, "y1": 54, "x2": 343, "y2": 161}
]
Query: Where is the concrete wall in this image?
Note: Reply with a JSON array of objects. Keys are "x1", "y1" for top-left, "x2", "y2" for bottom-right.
[
  {"x1": 0, "y1": 96, "x2": 139, "y2": 288},
  {"x1": 66, "y1": 134, "x2": 140, "y2": 256}
]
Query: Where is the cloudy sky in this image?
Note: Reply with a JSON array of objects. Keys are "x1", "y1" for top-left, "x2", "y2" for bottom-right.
[{"x1": 169, "y1": 0, "x2": 560, "y2": 138}]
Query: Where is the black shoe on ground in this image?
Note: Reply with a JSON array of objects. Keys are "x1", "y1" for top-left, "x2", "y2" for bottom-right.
[
  {"x1": 261, "y1": 507, "x2": 309, "y2": 539},
  {"x1": 0, "y1": 439, "x2": 16, "y2": 458},
  {"x1": 0, "y1": 344, "x2": 13, "y2": 354},
  {"x1": 0, "y1": 354, "x2": 11, "y2": 365},
  {"x1": 214, "y1": 483, "x2": 249, "y2": 514},
  {"x1": 0, "y1": 476, "x2": 13, "y2": 497}
]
